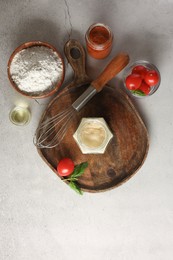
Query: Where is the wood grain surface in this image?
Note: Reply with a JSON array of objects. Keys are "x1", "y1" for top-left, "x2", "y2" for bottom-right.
[{"x1": 36, "y1": 40, "x2": 149, "y2": 192}]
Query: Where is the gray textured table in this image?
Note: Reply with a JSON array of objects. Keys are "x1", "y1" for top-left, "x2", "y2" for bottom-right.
[{"x1": 1, "y1": 1, "x2": 173, "y2": 259}]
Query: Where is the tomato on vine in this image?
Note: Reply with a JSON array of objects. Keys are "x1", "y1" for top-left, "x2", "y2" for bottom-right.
[
  {"x1": 57, "y1": 158, "x2": 75, "y2": 176},
  {"x1": 138, "y1": 81, "x2": 151, "y2": 95},
  {"x1": 144, "y1": 70, "x2": 159, "y2": 86},
  {"x1": 125, "y1": 74, "x2": 142, "y2": 90},
  {"x1": 132, "y1": 65, "x2": 148, "y2": 79}
]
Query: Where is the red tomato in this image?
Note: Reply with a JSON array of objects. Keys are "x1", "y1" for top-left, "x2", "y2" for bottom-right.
[
  {"x1": 125, "y1": 74, "x2": 142, "y2": 90},
  {"x1": 57, "y1": 158, "x2": 75, "y2": 176},
  {"x1": 138, "y1": 81, "x2": 151, "y2": 95},
  {"x1": 132, "y1": 65, "x2": 148, "y2": 79},
  {"x1": 144, "y1": 70, "x2": 159, "y2": 86}
]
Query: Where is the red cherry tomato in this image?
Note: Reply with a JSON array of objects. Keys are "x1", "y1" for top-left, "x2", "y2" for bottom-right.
[
  {"x1": 144, "y1": 70, "x2": 159, "y2": 86},
  {"x1": 57, "y1": 158, "x2": 75, "y2": 176},
  {"x1": 138, "y1": 81, "x2": 151, "y2": 95},
  {"x1": 132, "y1": 65, "x2": 148, "y2": 79},
  {"x1": 125, "y1": 74, "x2": 142, "y2": 90}
]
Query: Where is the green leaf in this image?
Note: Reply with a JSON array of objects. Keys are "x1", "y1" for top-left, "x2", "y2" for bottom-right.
[
  {"x1": 63, "y1": 161, "x2": 88, "y2": 195},
  {"x1": 131, "y1": 90, "x2": 146, "y2": 96},
  {"x1": 69, "y1": 181, "x2": 83, "y2": 195},
  {"x1": 71, "y1": 162, "x2": 88, "y2": 178},
  {"x1": 65, "y1": 177, "x2": 78, "y2": 182}
]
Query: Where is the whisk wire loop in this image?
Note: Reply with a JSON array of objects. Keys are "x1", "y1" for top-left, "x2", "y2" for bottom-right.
[{"x1": 34, "y1": 107, "x2": 75, "y2": 149}]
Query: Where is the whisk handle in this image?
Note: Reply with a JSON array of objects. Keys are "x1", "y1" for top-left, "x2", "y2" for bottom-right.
[
  {"x1": 72, "y1": 85, "x2": 97, "y2": 111},
  {"x1": 72, "y1": 52, "x2": 129, "y2": 112},
  {"x1": 91, "y1": 53, "x2": 129, "y2": 92}
]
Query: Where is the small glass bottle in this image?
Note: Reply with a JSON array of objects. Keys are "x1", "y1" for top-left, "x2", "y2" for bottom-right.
[
  {"x1": 9, "y1": 106, "x2": 31, "y2": 126},
  {"x1": 85, "y1": 23, "x2": 113, "y2": 59}
]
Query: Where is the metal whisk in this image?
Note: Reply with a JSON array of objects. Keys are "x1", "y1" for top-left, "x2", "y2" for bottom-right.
[{"x1": 34, "y1": 52, "x2": 129, "y2": 149}]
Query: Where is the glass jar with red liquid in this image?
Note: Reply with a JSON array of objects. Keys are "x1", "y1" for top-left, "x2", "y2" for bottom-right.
[{"x1": 85, "y1": 23, "x2": 113, "y2": 59}]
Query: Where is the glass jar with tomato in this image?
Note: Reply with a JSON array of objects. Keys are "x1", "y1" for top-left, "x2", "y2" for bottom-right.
[
  {"x1": 85, "y1": 23, "x2": 113, "y2": 59},
  {"x1": 123, "y1": 60, "x2": 161, "y2": 97}
]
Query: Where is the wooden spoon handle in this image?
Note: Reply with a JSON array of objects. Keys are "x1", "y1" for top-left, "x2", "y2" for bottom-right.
[{"x1": 91, "y1": 53, "x2": 130, "y2": 92}]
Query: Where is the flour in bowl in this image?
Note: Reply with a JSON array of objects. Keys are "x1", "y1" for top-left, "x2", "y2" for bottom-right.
[{"x1": 10, "y1": 46, "x2": 63, "y2": 93}]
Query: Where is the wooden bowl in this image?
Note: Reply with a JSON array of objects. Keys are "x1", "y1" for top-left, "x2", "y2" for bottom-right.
[{"x1": 7, "y1": 41, "x2": 65, "y2": 99}]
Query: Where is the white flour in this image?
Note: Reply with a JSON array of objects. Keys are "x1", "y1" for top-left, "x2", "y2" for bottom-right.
[{"x1": 10, "y1": 46, "x2": 63, "y2": 93}]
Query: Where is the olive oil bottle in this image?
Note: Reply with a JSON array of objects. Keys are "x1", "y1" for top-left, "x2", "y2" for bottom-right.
[{"x1": 9, "y1": 106, "x2": 31, "y2": 126}]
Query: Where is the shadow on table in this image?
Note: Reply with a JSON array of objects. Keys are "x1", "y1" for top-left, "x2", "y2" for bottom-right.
[
  {"x1": 115, "y1": 31, "x2": 165, "y2": 68},
  {"x1": 114, "y1": 77, "x2": 151, "y2": 134},
  {"x1": 13, "y1": 18, "x2": 84, "y2": 54}
]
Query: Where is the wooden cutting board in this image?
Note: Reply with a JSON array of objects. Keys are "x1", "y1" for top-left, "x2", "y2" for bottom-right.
[{"x1": 36, "y1": 40, "x2": 149, "y2": 192}]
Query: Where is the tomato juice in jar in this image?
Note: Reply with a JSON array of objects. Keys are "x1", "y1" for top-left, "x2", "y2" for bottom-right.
[{"x1": 85, "y1": 23, "x2": 113, "y2": 59}]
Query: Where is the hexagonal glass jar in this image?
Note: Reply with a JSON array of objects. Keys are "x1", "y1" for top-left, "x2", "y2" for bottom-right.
[{"x1": 73, "y1": 118, "x2": 113, "y2": 154}]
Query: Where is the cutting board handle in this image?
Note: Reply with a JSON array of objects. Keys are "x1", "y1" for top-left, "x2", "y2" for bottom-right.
[
  {"x1": 91, "y1": 53, "x2": 130, "y2": 92},
  {"x1": 64, "y1": 39, "x2": 89, "y2": 84}
]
